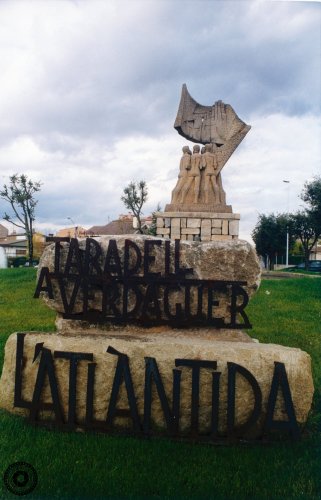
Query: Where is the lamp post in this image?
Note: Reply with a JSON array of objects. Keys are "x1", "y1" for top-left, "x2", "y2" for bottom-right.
[
  {"x1": 67, "y1": 217, "x2": 78, "y2": 238},
  {"x1": 283, "y1": 180, "x2": 290, "y2": 266}
]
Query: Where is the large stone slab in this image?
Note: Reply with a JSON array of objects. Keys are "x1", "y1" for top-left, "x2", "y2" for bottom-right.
[
  {"x1": 36, "y1": 236, "x2": 261, "y2": 331},
  {"x1": 0, "y1": 332, "x2": 313, "y2": 439}
]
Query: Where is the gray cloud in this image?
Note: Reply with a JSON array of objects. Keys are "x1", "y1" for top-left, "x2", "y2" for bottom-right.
[
  {"x1": 0, "y1": 0, "x2": 320, "y2": 146},
  {"x1": 0, "y1": 0, "x2": 320, "y2": 241}
]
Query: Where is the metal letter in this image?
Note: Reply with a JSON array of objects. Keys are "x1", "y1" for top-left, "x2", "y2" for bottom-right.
[
  {"x1": 29, "y1": 347, "x2": 64, "y2": 425},
  {"x1": 106, "y1": 346, "x2": 141, "y2": 432},
  {"x1": 144, "y1": 357, "x2": 181, "y2": 435},
  {"x1": 34, "y1": 267, "x2": 54, "y2": 299},
  {"x1": 14, "y1": 334, "x2": 31, "y2": 409},
  {"x1": 227, "y1": 362, "x2": 262, "y2": 437},
  {"x1": 54, "y1": 350, "x2": 93, "y2": 426},
  {"x1": 264, "y1": 362, "x2": 300, "y2": 439},
  {"x1": 175, "y1": 358, "x2": 217, "y2": 436}
]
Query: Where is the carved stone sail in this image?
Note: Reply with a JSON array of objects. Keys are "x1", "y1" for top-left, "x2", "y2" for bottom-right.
[{"x1": 174, "y1": 84, "x2": 251, "y2": 147}]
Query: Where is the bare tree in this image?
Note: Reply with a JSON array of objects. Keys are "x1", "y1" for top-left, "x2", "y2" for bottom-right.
[
  {"x1": 121, "y1": 180, "x2": 148, "y2": 234},
  {"x1": 0, "y1": 174, "x2": 42, "y2": 265}
]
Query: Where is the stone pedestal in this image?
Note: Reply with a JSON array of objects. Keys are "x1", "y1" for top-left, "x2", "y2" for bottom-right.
[
  {"x1": 0, "y1": 235, "x2": 314, "y2": 441},
  {"x1": 0, "y1": 331, "x2": 314, "y2": 438},
  {"x1": 156, "y1": 211, "x2": 240, "y2": 241}
]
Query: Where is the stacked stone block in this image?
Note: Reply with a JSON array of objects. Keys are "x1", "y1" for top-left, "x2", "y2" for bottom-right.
[{"x1": 156, "y1": 212, "x2": 240, "y2": 241}]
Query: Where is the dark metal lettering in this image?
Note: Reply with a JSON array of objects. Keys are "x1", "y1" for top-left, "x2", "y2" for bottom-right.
[
  {"x1": 34, "y1": 267, "x2": 54, "y2": 299},
  {"x1": 144, "y1": 240, "x2": 162, "y2": 278},
  {"x1": 207, "y1": 285, "x2": 225, "y2": 327},
  {"x1": 164, "y1": 285, "x2": 184, "y2": 320},
  {"x1": 54, "y1": 241, "x2": 62, "y2": 273},
  {"x1": 34, "y1": 238, "x2": 253, "y2": 330},
  {"x1": 54, "y1": 350, "x2": 93, "y2": 426},
  {"x1": 141, "y1": 284, "x2": 161, "y2": 321},
  {"x1": 29, "y1": 346, "x2": 64, "y2": 424},
  {"x1": 46, "y1": 236, "x2": 70, "y2": 243},
  {"x1": 124, "y1": 239, "x2": 142, "y2": 277},
  {"x1": 85, "y1": 362, "x2": 97, "y2": 427},
  {"x1": 143, "y1": 357, "x2": 181, "y2": 435},
  {"x1": 85, "y1": 238, "x2": 102, "y2": 276},
  {"x1": 165, "y1": 240, "x2": 171, "y2": 277},
  {"x1": 211, "y1": 372, "x2": 221, "y2": 438},
  {"x1": 56, "y1": 278, "x2": 250, "y2": 328},
  {"x1": 227, "y1": 362, "x2": 262, "y2": 437},
  {"x1": 104, "y1": 239, "x2": 122, "y2": 278},
  {"x1": 57, "y1": 276, "x2": 81, "y2": 315},
  {"x1": 230, "y1": 284, "x2": 251, "y2": 328},
  {"x1": 102, "y1": 283, "x2": 121, "y2": 318},
  {"x1": 122, "y1": 283, "x2": 143, "y2": 319},
  {"x1": 185, "y1": 284, "x2": 203, "y2": 320},
  {"x1": 106, "y1": 346, "x2": 141, "y2": 432},
  {"x1": 14, "y1": 334, "x2": 31, "y2": 409},
  {"x1": 264, "y1": 362, "x2": 300, "y2": 439},
  {"x1": 64, "y1": 238, "x2": 83, "y2": 276},
  {"x1": 33, "y1": 343, "x2": 44, "y2": 362},
  {"x1": 12, "y1": 336, "x2": 300, "y2": 442},
  {"x1": 175, "y1": 358, "x2": 217, "y2": 435},
  {"x1": 174, "y1": 239, "x2": 193, "y2": 276}
]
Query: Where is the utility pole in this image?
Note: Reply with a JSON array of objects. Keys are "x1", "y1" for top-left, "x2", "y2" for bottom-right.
[
  {"x1": 67, "y1": 217, "x2": 78, "y2": 238},
  {"x1": 283, "y1": 180, "x2": 290, "y2": 266}
]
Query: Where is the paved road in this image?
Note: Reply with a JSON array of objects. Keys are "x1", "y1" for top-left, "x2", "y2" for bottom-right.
[{"x1": 262, "y1": 271, "x2": 321, "y2": 279}]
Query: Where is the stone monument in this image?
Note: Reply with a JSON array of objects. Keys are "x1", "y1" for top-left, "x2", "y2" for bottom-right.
[
  {"x1": 0, "y1": 86, "x2": 314, "y2": 442},
  {"x1": 157, "y1": 84, "x2": 251, "y2": 241}
]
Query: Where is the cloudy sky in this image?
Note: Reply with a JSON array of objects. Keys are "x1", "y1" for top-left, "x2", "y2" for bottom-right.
[{"x1": 0, "y1": 0, "x2": 320, "y2": 242}]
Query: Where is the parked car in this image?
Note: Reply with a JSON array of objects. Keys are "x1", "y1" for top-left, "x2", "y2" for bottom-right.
[
  {"x1": 24, "y1": 260, "x2": 39, "y2": 268},
  {"x1": 11, "y1": 256, "x2": 27, "y2": 267},
  {"x1": 294, "y1": 260, "x2": 321, "y2": 272}
]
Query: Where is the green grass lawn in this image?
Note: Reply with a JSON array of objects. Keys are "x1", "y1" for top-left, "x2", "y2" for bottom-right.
[{"x1": 0, "y1": 268, "x2": 320, "y2": 499}]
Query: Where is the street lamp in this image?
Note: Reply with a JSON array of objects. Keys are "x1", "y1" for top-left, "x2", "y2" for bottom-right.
[
  {"x1": 67, "y1": 217, "x2": 78, "y2": 238},
  {"x1": 283, "y1": 180, "x2": 290, "y2": 266}
]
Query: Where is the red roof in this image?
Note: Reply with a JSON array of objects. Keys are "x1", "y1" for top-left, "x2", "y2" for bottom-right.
[{"x1": 87, "y1": 219, "x2": 135, "y2": 235}]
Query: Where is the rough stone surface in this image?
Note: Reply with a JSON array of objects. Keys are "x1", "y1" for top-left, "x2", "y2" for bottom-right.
[
  {"x1": 157, "y1": 227, "x2": 170, "y2": 235},
  {"x1": 156, "y1": 213, "x2": 240, "y2": 241},
  {"x1": 181, "y1": 228, "x2": 199, "y2": 235},
  {"x1": 54, "y1": 319, "x2": 255, "y2": 341},
  {"x1": 187, "y1": 218, "x2": 201, "y2": 228},
  {"x1": 157, "y1": 212, "x2": 240, "y2": 220},
  {"x1": 171, "y1": 218, "x2": 181, "y2": 228},
  {"x1": 37, "y1": 235, "x2": 261, "y2": 329},
  {"x1": 222, "y1": 220, "x2": 229, "y2": 235},
  {"x1": 0, "y1": 332, "x2": 313, "y2": 436},
  {"x1": 229, "y1": 220, "x2": 239, "y2": 236},
  {"x1": 165, "y1": 203, "x2": 233, "y2": 213},
  {"x1": 212, "y1": 235, "x2": 233, "y2": 241}
]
